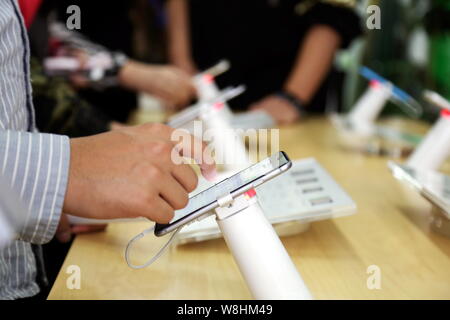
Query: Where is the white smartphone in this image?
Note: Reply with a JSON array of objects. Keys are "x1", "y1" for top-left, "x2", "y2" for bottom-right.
[{"x1": 154, "y1": 151, "x2": 292, "y2": 236}]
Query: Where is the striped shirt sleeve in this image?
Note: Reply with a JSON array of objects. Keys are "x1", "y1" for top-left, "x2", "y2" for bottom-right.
[
  {"x1": 0, "y1": 130, "x2": 70, "y2": 244},
  {"x1": 0, "y1": 175, "x2": 29, "y2": 247}
]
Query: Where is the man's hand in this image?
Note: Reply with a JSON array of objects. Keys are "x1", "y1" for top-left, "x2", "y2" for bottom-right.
[
  {"x1": 55, "y1": 214, "x2": 107, "y2": 243},
  {"x1": 172, "y1": 58, "x2": 198, "y2": 77},
  {"x1": 250, "y1": 95, "x2": 301, "y2": 125},
  {"x1": 68, "y1": 49, "x2": 91, "y2": 88},
  {"x1": 119, "y1": 61, "x2": 196, "y2": 110},
  {"x1": 63, "y1": 123, "x2": 216, "y2": 224}
]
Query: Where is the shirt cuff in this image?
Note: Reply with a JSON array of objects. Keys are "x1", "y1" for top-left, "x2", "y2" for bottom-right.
[{"x1": 0, "y1": 131, "x2": 70, "y2": 244}]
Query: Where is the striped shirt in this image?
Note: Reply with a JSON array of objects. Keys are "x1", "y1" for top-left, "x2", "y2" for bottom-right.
[
  {"x1": 0, "y1": 177, "x2": 28, "y2": 248},
  {"x1": 0, "y1": 0, "x2": 70, "y2": 299}
]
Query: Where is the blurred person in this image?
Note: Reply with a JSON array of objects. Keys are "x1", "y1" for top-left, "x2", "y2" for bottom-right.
[
  {"x1": 53, "y1": 0, "x2": 196, "y2": 123},
  {"x1": 20, "y1": 0, "x2": 189, "y2": 138},
  {"x1": 166, "y1": 0, "x2": 362, "y2": 125},
  {"x1": 20, "y1": 0, "x2": 118, "y2": 297},
  {"x1": 20, "y1": 0, "x2": 127, "y2": 137},
  {"x1": 20, "y1": 0, "x2": 197, "y2": 296},
  {"x1": 0, "y1": 0, "x2": 215, "y2": 300}
]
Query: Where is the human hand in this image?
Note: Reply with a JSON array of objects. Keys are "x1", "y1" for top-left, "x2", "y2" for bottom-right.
[
  {"x1": 109, "y1": 121, "x2": 130, "y2": 131},
  {"x1": 119, "y1": 61, "x2": 196, "y2": 110},
  {"x1": 55, "y1": 213, "x2": 107, "y2": 243},
  {"x1": 172, "y1": 57, "x2": 198, "y2": 77},
  {"x1": 63, "y1": 123, "x2": 216, "y2": 224},
  {"x1": 63, "y1": 48, "x2": 91, "y2": 88},
  {"x1": 249, "y1": 95, "x2": 301, "y2": 125}
]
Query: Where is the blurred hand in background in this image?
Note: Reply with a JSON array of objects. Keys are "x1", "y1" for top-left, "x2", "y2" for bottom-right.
[{"x1": 119, "y1": 61, "x2": 197, "y2": 111}]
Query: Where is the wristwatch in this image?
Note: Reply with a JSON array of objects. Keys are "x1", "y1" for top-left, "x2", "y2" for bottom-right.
[
  {"x1": 274, "y1": 90, "x2": 306, "y2": 116},
  {"x1": 109, "y1": 52, "x2": 129, "y2": 77},
  {"x1": 91, "y1": 52, "x2": 129, "y2": 86}
]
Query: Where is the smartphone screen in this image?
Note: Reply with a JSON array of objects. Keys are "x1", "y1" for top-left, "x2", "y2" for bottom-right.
[{"x1": 154, "y1": 151, "x2": 291, "y2": 236}]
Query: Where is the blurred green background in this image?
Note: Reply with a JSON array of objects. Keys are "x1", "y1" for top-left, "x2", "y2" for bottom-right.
[{"x1": 339, "y1": 0, "x2": 450, "y2": 122}]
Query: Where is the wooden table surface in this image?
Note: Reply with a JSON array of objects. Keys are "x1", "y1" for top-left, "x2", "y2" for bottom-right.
[{"x1": 48, "y1": 116, "x2": 450, "y2": 300}]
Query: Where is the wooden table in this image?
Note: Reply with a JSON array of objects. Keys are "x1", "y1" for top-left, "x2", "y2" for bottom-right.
[{"x1": 48, "y1": 116, "x2": 450, "y2": 300}]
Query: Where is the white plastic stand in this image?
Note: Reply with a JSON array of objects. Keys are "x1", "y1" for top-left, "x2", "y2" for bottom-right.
[
  {"x1": 347, "y1": 80, "x2": 393, "y2": 136},
  {"x1": 193, "y1": 60, "x2": 230, "y2": 102},
  {"x1": 214, "y1": 190, "x2": 312, "y2": 300},
  {"x1": 200, "y1": 102, "x2": 249, "y2": 172},
  {"x1": 195, "y1": 67, "x2": 249, "y2": 172},
  {"x1": 123, "y1": 59, "x2": 312, "y2": 298},
  {"x1": 193, "y1": 65, "x2": 311, "y2": 299},
  {"x1": 406, "y1": 111, "x2": 450, "y2": 171}
]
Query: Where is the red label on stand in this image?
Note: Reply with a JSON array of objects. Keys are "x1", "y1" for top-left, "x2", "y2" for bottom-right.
[
  {"x1": 369, "y1": 80, "x2": 382, "y2": 89},
  {"x1": 203, "y1": 74, "x2": 214, "y2": 84},
  {"x1": 245, "y1": 189, "x2": 257, "y2": 199},
  {"x1": 441, "y1": 109, "x2": 450, "y2": 119},
  {"x1": 213, "y1": 102, "x2": 224, "y2": 111}
]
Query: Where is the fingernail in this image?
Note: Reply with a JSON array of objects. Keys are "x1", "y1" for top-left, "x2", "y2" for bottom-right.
[{"x1": 203, "y1": 168, "x2": 218, "y2": 182}]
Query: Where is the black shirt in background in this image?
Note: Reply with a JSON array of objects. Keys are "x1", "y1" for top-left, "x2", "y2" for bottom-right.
[
  {"x1": 188, "y1": 0, "x2": 362, "y2": 111},
  {"x1": 56, "y1": 0, "x2": 137, "y2": 123},
  {"x1": 54, "y1": 0, "x2": 362, "y2": 115}
]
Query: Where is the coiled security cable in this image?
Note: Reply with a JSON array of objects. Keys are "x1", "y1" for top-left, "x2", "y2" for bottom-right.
[{"x1": 125, "y1": 225, "x2": 183, "y2": 269}]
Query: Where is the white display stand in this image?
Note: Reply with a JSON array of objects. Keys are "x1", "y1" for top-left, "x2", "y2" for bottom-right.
[
  {"x1": 194, "y1": 63, "x2": 249, "y2": 171},
  {"x1": 331, "y1": 68, "x2": 423, "y2": 157},
  {"x1": 176, "y1": 158, "x2": 356, "y2": 244},
  {"x1": 215, "y1": 190, "x2": 312, "y2": 300},
  {"x1": 389, "y1": 161, "x2": 450, "y2": 238},
  {"x1": 195, "y1": 68, "x2": 312, "y2": 299},
  {"x1": 406, "y1": 110, "x2": 450, "y2": 171},
  {"x1": 330, "y1": 80, "x2": 397, "y2": 154},
  {"x1": 200, "y1": 102, "x2": 249, "y2": 172},
  {"x1": 347, "y1": 80, "x2": 393, "y2": 136}
]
